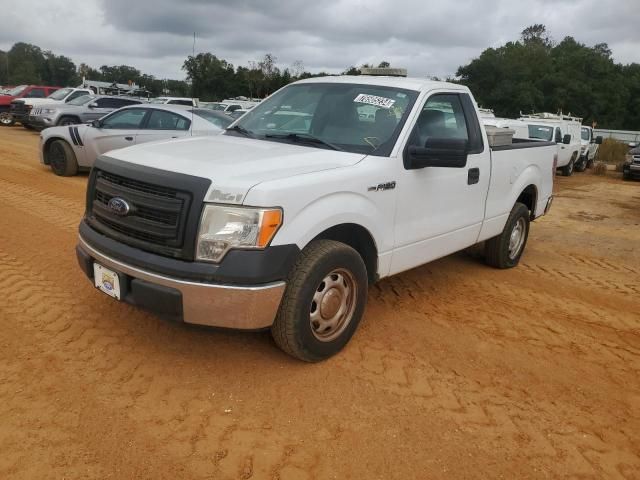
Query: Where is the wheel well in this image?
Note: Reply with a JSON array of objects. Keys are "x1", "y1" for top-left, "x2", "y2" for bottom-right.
[
  {"x1": 517, "y1": 185, "x2": 538, "y2": 219},
  {"x1": 313, "y1": 223, "x2": 378, "y2": 283},
  {"x1": 42, "y1": 137, "x2": 70, "y2": 165}
]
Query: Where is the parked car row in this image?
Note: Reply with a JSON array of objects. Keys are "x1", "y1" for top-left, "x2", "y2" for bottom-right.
[{"x1": 483, "y1": 112, "x2": 602, "y2": 176}]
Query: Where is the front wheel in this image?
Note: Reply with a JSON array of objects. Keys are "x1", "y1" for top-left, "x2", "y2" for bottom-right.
[
  {"x1": 485, "y1": 202, "x2": 530, "y2": 269},
  {"x1": 0, "y1": 111, "x2": 15, "y2": 126},
  {"x1": 561, "y1": 158, "x2": 575, "y2": 176},
  {"x1": 47, "y1": 139, "x2": 78, "y2": 176},
  {"x1": 271, "y1": 240, "x2": 368, "y2": 362},
  {"x1": 575, "y1": 156, "x2": 587, "y2": 172},
  {"x1": 57, "y1": 116, "x2": 79, "y2": 126}
]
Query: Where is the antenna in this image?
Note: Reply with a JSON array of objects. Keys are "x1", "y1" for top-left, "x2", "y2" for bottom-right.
[{"x1": 191, "y1": 31, "x2": 196, "y2": 136}]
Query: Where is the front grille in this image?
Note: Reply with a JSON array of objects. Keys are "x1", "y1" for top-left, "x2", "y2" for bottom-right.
[
  {"x1": 88, "y1": 169, "x2": 193, "y2": 258},
  {"x1": 10, "y1": 102, "x2": 31, "y2": 115},
  {"x1": 633, "y1": 156, "x2": 640, "y2": 165}
]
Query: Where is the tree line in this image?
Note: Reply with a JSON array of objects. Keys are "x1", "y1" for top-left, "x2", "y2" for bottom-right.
[
  {"x1": 1, "y1": 25, "x2": 638, "y2": 129},
  {"x1": 456, "y1": 25, "x2": 640, "y2": 130}
]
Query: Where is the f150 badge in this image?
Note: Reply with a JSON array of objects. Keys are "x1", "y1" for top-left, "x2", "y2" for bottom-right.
[{"x1": 368, "y1": 181, "x2": 396, "y2": 192}]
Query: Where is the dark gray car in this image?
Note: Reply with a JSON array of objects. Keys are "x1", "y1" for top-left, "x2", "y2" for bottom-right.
[{"x1": 29, "y1": 95, "x2": 142, "y2": 129}]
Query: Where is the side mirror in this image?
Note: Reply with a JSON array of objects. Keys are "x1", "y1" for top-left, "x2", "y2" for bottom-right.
[
  {"x1": 405, "y1": 138, "x2": 468, "y2": 170},
  {"x1": 88, "y1": 102, "x2": 98, "y2": 109},
  {"x1": 91, "y1": 119, "x2": 101, "y2": 128},
  {"x1": 595, "y1": 136, "x2": 603, "y2": 145},
  {"x1": 562, "y1": 134, "x2": 571, "y2": 145}
]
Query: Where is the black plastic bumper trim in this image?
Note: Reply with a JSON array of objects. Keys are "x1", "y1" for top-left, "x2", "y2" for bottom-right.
[{"x1": 79, "y1": 220, "x2": 300, "y2": 285}]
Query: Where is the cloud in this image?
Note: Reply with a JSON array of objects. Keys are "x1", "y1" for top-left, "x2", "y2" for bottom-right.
[{"x1": 0, "y1": 0, "x2": 638, "y2": 81}]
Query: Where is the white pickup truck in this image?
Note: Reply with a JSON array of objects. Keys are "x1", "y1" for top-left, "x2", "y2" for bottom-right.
[{"x1": 76, "y1": 75, "x2": 556, "y2": 361}]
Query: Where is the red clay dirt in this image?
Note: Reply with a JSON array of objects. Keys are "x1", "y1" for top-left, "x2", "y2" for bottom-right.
[{"x1": 0, "y1": 126, "x2": 639, "y2": 479}]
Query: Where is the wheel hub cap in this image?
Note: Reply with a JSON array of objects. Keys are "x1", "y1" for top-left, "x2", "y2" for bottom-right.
[
  {"x1": 508, "y1": 218, "x2": 526, "y2": 259},
  {"x1": 310, "y1": 269, "x2": 357, "y2": 342}
]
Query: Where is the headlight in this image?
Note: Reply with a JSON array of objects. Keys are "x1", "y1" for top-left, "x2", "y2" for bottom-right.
[
  {"x1": 196, "y1": 205, "x2": 283, "y2": 262},
  {"x1": 41, "y1": 108, "x2": 57, "y2": 114}
]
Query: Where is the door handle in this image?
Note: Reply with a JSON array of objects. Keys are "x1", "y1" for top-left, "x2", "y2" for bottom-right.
[
  {"x1": 468, "y1": 167, "x2": 480, "y2": 185},
  {"x1": 125, "y1": 136, "x2": 134, "y2": 141}
]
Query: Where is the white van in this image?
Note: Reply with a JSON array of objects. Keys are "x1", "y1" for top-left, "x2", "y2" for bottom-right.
[{"x1": 519, "y1": 113, "x2": 582, "y2": 176}]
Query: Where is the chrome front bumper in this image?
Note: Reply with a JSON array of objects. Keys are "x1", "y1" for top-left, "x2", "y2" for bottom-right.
[{"x1": 78, "y1": 236, "x2": 285, "y2": 329}]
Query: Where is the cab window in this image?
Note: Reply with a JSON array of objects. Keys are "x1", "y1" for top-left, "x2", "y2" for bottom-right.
[
  {"x1": 25, "y1": 88, "x2": 47, "y2": 98},
  {"x1": 409, "y1": 94, "x2": 469, "y2": 148}
]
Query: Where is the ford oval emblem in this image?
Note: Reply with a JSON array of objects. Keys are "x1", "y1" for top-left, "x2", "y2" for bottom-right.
[{"x1": 107, "y1": 197, "x2": 131, "y2": 216}]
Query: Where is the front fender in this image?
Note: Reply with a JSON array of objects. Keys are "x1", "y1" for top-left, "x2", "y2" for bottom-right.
[{"x1": 272, "y1": 191, "x2": 383, "y2": 252}]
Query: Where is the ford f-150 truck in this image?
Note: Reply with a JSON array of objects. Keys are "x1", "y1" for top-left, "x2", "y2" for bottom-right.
[{"x1": 76, "y1": 75, "x2": 556, "y2": 361}]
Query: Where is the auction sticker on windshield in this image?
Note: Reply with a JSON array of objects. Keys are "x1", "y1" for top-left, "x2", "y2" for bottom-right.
[
  {"x1": 93, "y1": 263, "x2": 121, "y2": 300},
  {"x1": 354, "y1": 94, "x2": 395, "y2": 109}
]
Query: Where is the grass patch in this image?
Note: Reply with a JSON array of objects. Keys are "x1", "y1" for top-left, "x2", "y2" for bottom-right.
[{"x1": 597, "y1": 138, "x2": 629, "y2": 165}]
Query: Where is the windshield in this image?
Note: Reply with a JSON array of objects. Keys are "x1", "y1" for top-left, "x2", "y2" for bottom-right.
[
  {"x1": 68, "y1": 95, "x2": 96, "y2": 106},
  {"x1": 528, "y1": 124, "x2": 554, "y2": 141},
  {"x1": 207, "y1": 103, "x2": 227, "y2": 111},
  {"x1": 6, "y1": 85, "x2": 28, "y2": 96},
  {"x1": 581, "y1": 127, "x2": 590, "y2": 141},
  {"x1": 47, "y1": 88, "x2": 73, "y2": 100},
  {"x1": 231, "y1": 82, "x2": 418, "y2": 155},
  {"x1": 191, "y1": 109, "x2": 233, "y2": 129},
  {"x1": 150, "y1": 98, "x2": 168, "y2": 104}
]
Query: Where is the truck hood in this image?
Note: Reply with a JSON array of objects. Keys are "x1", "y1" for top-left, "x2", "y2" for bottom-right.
[{"x1": 105, "y1": 134, "x2": 366, "y2": 204}]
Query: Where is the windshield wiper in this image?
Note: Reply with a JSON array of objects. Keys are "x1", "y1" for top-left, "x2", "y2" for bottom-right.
[
  {"x1": 225, "y1": 124, "x2": 254, "y2": 138},
  {"x1": 264, "y1": 132, "x2": 343, "y2": 151}
]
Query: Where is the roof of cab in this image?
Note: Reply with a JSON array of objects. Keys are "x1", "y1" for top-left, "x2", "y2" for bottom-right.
[{"x1": 293, "y1": 75, "x2": 468, "y2": 93}]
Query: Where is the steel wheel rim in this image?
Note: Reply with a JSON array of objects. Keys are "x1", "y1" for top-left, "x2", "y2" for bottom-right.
[
  {"x1": 60, "y1": 119, "x2": 73, "y2": 126},
  {"x1": 0, "y1": 113, "x2": 12, "y2": 125},
  {"x1": 309, "y1": 268, "x2": 357, "y2": 342},
  {"x1": 49, "y1": 144, "x2": 66, "y2": 172},
  {"x1": 508, "y1": 217, "x2": 526, "y2": 260}
]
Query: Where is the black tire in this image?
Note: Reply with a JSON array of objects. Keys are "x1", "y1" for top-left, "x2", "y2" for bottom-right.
[
  {"x1": 47, "y1": 139, "x2": 78, "y2": 176},
  {"x1": 22, "y1": 123, "x2": 35, "y2": 130},
  {"x1": 57, "y1": 116, "x2": 79, "y2": 126},
  {"x1": 271, "y1": 240, "x2": 368, "y2": 362},
  {"x1": 561, "y1": 158, "x2": 575, "y2": 176},
  {"x1": 575, "y1": 155, "x2": 587, "y2": 172},
  {"x1": 485, "y1": 202, "x2": 530, "y2": 269},
  {"x1": 0, "y1": 111, "x2": 15, "y2": 126}
]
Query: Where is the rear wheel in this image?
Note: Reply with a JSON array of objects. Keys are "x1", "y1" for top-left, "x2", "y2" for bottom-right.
[
  {"x1": 485, "y1": 202, "x2": 530, "y2": 269},
  {"x1": 0, "y1": 111, "x2": 15, "y2": 126},
  {"x1": 47, "y1": 139, "x2": 78, "y2": 176},
  {"x1": 271, "y1": 240, "x2": 368, "y2": 362}
]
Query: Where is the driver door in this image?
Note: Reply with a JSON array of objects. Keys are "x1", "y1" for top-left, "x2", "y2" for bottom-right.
[
  {"x1": 390, "y1": 92, "x2": 490, "y2": 276},
  {"x1": 83, "y1": 108, "x2": 148, "y2": 161}
]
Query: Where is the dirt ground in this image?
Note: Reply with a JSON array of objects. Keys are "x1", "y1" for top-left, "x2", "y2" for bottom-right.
[{"x1": 0, "y1": 125, "x2": 638, "y2": 480}]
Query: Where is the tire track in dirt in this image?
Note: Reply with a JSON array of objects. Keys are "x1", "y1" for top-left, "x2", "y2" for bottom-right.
[{"x1": 0, "y1": 178, "x2": 83, "y2": 231}]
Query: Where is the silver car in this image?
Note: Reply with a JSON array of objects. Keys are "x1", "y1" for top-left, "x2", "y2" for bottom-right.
[
  {"x1": 30, "y1": 95, "x2": 142, "y2": 129},
  {"x1": 39, "y1": 104, "x2": 232, "y2": 176}
]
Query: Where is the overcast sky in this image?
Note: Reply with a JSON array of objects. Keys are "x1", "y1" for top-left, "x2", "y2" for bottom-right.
[{"x1": 1, "y1": 0, "x2": 639, "y2": 80}]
